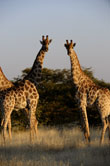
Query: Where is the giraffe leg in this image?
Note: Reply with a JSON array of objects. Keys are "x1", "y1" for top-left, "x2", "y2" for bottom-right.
[
  {"x1": 107, "y1": 116, "x2": 110, "y2": 141},
  {"x1": 1, "y1": 117, "x2": 12, "y2": 141},
  {"x1": 8, "y1": 117, "x2": 12, "y2": 140},
  {"x1": 3, "y1": 119, "x2": 9, "y2": 144},
  {"x1": 80, "y1": 106, "x2": 90, "y2": 143},
  {"x1": 100, "y1": 118, "x2": 108, "y2": 144},
  {"x1": 34, "y1": 119, "x2": 38, "y2": 136},
  {"x1": 1, "y1": 112, "x2": 8, "y2": 143},
  {"x1": 24, "y1": 108, "x2": 30, "y2": 128},
  {"x1": 25, "y1": 107, "x2": 38, "y2": 137},
  {"x1": 2, "y1": 105, "x2": 14, "y2": 143},
  {"x1": 29, "y1": 100, "x2": 38, "y2": 143},
  {"x1": 30, "y1": 113, "x2": 36, "y2": 143}
]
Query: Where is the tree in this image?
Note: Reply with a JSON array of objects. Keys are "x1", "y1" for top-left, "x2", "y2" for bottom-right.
[{"x1": 1, "y1": 67, "x2": 110, "y2": 129}]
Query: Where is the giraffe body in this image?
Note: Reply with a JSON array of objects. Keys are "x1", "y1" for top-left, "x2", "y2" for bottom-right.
[
  {"x1": 0, "y1": 67, "x2": 34, "y2": 139},
  {"x1": 0, "y1": 80, "x2": 39, "y2": 142},
  {"x1": 0, "y1": 35, "x2": 52, "y2": 143},
  {"x1": 64, "y1": 40, "x2": 110, "y2": 143},
  {"x1": 0, "y1": 67, "x2": 14, "y2": 139}
]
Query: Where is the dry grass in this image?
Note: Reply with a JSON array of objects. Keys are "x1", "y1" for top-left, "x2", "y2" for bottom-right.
[{"x1": 0, "y1": 126, "x2": 110, "y2": 166}]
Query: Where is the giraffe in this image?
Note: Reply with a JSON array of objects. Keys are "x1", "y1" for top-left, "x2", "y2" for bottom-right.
[
  {"x1": 0, "y1": 67, "x2": 14, "y2": 139},
  {"x1": 64, "y1": 40, "x2": 110, "y2": 144},
  {"x1": 0, "y1": 35, "x2": 52, "y2": 143},
  {"x1": 0, "y1": 67, "x2": 31, "y2": 139}
]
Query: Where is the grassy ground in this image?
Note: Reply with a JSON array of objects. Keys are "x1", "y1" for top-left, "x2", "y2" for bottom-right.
[{"x1": 0, "y1": 126, "x2": 110, "y2": 166}]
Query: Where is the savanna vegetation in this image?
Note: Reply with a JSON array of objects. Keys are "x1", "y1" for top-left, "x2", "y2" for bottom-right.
[
  {"x1": 1, "y1": 67, "x2": 110, "y2": 166},
  {"x1": 0, "y1": 127, "x2": 110, "y2": 166},
  {"x1": 1, "y1": 67, "x2": 109, "y2": 130}
]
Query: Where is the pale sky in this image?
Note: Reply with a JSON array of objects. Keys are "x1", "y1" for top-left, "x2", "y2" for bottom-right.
[{"x1": 0, "y1": 0, "x2": 110, "y2": 82}]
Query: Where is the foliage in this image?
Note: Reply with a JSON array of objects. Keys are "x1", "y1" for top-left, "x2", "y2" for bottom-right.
[{"x1": 1, "y1": 67, "x2": 110, "y2": 129}]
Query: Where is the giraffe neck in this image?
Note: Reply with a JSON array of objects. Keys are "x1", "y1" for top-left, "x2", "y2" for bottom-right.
[
  {"x1": 70, "y1": 50, "x2": 84, "y2": 87},
  {"x1": 0, "y1": 67, "x2": 13, "y2": 90},
  {"x1": 24, "y1": 49, "x2": 46, "y2": 87}
]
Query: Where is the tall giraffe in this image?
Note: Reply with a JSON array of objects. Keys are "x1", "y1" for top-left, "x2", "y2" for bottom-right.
[
  {"x1": 0, "y1": 35, "x2": 52, "y2": 143},
  {"x1": 64, "y1": 40, "x2": 110, "y2": 144}
]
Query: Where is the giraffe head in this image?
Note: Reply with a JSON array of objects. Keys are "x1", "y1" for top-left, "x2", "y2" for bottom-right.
[
  {"x1": 40, "y1": 35, "x2": 52, "y2": 52},
  {"x1": 64, "y1": 40, "x2": 76, "y2": 55}
]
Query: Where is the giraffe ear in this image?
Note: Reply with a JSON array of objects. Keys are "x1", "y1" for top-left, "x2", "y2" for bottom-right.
[
  {"x1": 40, "y1": 41, "x2": 43, "y2": 45},
  {"x1": 64, "y1": 44, "x2": 67, "y2": 48},
  {"x1": 49, "y1": 39, "x2": 52, "y2": 44},
  {"x1": 73, "y1": 43, "x2": 76, "y2": 47}
]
